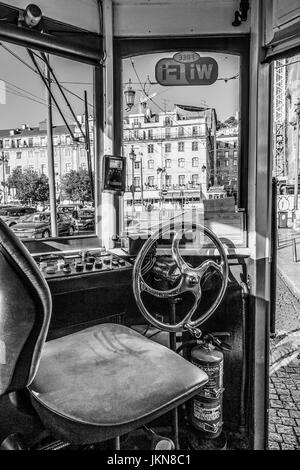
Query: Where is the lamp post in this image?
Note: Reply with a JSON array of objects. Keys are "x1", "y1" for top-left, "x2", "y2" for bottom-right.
[
  {"x1": 0, "y1": 152, "x2": 8, "y2": 204},
  {"x1": 157, "y1": 166, "x2": 166, "y2": 210},
  {"x1": 294, "y1": 99, "x2": 300, "y2": 214},
  {"x1": 129, "y1": 145, "x2": 136, "y2": 211},
  {"x1": 139, "y1": 152, "x2": 144, "y2": 208}
]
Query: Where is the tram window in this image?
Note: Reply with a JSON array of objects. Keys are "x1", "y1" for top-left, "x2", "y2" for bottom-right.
[
  {"x1": 272, "y1": 53, "x2": 300, "y2": 206},
  {"x1": 0, "y1": 42, "x2": 95, "y2": 238},
  {"x1": 122, "y1": 51, "x2": 242, "y2": 242}
]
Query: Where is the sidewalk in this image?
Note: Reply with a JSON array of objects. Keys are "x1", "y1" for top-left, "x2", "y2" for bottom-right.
[
  {"x1": 277, "y1": 227, "x2": 300, "y2": 303},
  {"x1": 269, "y1": 227, "x2": 300, "y2": 450}
]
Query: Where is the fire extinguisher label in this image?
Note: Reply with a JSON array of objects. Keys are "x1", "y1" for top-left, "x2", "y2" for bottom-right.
[
  {"x1": 193, "y1": 400, "x2": 222, "y2": 433},
  {"x1": 191, "y1": 359, "x2": 223, "y2": 397}
]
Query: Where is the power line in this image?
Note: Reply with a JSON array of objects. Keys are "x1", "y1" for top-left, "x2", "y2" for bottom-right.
[
  {"x1": 0, "y1": 42, "x2": 94, "y2": 108},
  {"x1": 0, "y1": 82, "x2": 75, "y2": 122}
]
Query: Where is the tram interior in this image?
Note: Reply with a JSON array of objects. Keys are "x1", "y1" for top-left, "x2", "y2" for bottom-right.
[{"x1": 0, "y1": 0, "x2": 299, "y2": 451}]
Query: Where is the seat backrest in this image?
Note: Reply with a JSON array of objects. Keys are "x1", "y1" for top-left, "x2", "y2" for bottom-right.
[{"x1": 0, "y1": 219, "x2": 51, "y2": 396}]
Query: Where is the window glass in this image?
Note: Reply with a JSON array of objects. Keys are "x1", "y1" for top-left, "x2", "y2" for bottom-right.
[
  {"x1": 0, "y1": 42, "x2": 95, "y2": 237},
  {"x1": 122, "y1": 51, "x2": 240, "y2": 239}
]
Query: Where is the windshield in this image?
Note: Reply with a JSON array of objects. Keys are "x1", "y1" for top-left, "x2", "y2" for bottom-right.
[{"x1": 22, "y1": 213, "x2": 50, "y2": 223}]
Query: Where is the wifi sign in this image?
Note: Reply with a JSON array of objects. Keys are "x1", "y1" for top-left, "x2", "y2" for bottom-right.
[{"x1": 155, "y1": 52, "x2": 218, "y2": 86}]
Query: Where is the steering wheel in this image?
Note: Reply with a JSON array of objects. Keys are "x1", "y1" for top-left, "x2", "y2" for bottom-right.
[{"x1": 133, "y1": 223, "x2": 229, "y2": 333}]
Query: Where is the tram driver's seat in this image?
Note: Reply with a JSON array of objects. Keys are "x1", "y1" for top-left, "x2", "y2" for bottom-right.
[{"x1": 0, "y1": 219, "x2": 208, "y2": 447}]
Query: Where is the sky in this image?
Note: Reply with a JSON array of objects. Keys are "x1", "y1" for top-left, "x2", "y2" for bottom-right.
[
  {"x1": 122, "y1": 51, "x2": 240, "y2": 123},
  {"x1": 0, "y1": 43, "x2": 239, "y2": 130},
  {"x1": 0, "y1": 42, "x2": 93, "y2": 129}
]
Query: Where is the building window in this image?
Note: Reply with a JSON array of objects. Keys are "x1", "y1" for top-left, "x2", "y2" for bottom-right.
[
  {"x1": 4, "y1": 139, "x2": 9, "y2": 148},
  {"x1": 148, "y1": 129, "x2": 153, "y2": 139},
  {"x1": 148, "y1": 160, "x2": 154, "y2": 169},
  {"x1": 165, "y1": 143, "x2": 171, "y2": 153},
  {"x1": 134, "y1": 161, "x2": 140, "y2": 169},
  {"x1": 165, "y1": 128, "x2": 171, "y2": 138},
  {"x1": 5, "y1": 165, "x2": 10, "y2": 175},
  {"x1": 41, "y1": 137, "x2": 46, "y2": 146},
  {"x1": 192, "y1": 126, "x2": 198, "y2": 136},
  {"x1": 148, "y1": 176, "x2": 154, "y2": 187},
  {"x1": 165, "y1": 159, "x2": 171, "y2": 168},
  {"x1": 178, "y1": 175, "x2": 185, "y2": 186},
  {"x1": 65, "y1": 148, "x2": 71, "y2": 157},
  {"x1": 133, "y1": 118, "x2": 139, "y2": 126},
  {"x1": 192, "y1": 157, "x2": 199, "y2": 167},
  {"x1": 192, "y1": 174, "x2": 199, "y2": 185},
  {"x1": 178, "y1": 158, "x2": 185, "y2": 168},
  {"x1": 192, "y1": 141, "x2": 198, "y2": 151},
  {"x1": 16, "y1": 151, "x2": 22, "y2": 159},
  {"x1": 165, "y1": 175, "x2": 171, "y2": 187},
  {"x1": 178, "y1": 142, "x2": 184, "y2": 152},
  {"x1": 178, "y1": 126, "x2": 184, "y2": 137},
  {"x1": 224, "y1": 151, "x2": 229, "y2": 159},
  {"x1": 233, "y1": 150, "x2": 238, "y2": 159},
  {"x1": 164, "y1": 117, "x2": 171, "y2": 126},
  {"x1": 134, "y1": 177, "x2": 140, "y2": 188},
  {"x1": 148, "y1": 144, "x2": 154, "y2": 153},
  {"x1": 80, "y1": 148, "x2": 86, "y2": 157},
  {"x1": 66, "y1": 136, "x2": 71, "y2": 145},
  {"x1": 81, "y1": 163, "x2": 87, "y2": 170},
  {"x1": 225, "y1": 160, "x2": 229, "y2": 167},
  {"x1": 41, "y1": 164, "x2": 46, "y2": 174},
  {"x1": 65, "y1": 163, "x2": 71, "y2": 173}
]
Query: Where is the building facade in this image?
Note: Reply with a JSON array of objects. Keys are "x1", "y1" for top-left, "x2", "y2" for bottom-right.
[
  {"x1": 0, "y1": 116, "x2": 93, "y2": 202},
  {"x1": 123, "y1": 105, "x2": 217, "y2": 208}
]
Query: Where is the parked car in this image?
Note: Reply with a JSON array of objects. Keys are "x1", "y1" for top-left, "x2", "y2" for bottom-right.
[
  {"x1": 12, "y1": 212, "x2": 76, "y2": 239},
  {"x1": 77, "y1": 208, "x2": 95, "y2": 232},
  {"x1": 0, "y1": 206, "x2": 36, "y2": 227},
  {"x1": 58, "y1": 204, "x2": 83, "y2": 220}
]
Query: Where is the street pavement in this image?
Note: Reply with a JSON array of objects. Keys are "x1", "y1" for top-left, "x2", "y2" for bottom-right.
[{"x1": 268, "y1": 227, "x2": 300, "y2": 450}]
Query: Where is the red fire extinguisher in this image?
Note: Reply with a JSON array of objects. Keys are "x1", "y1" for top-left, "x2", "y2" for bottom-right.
[{"x1": 189, "y1": 333, "x2": 231, "y2": 439}]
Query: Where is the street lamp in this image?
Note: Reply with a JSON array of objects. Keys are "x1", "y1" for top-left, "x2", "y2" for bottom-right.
[
  {"x1": 0, "y1": 152, "x2": 9, "y2": 204},
  {"x1": 129, "y1": 145, "x2": 136, "y2": 211},
  {"x1": 124, "y1": 79, "x2": 136, "y2": 111}
]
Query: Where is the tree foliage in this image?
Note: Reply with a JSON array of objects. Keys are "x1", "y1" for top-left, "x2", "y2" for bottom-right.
[
  {"x1": 7, "y1": 168, "x2": 49, "y2": 204},
  {"x1": 60, "y1": 169, "x2": 92, "y2": 203}
]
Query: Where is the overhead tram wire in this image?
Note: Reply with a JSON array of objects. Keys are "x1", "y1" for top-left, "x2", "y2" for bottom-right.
[
  {"x1": 130, "y1": 58, "x2": 207, "y2": 141},
  {"x1": 0, "y1": 79, "x2": 75, "y2": 122},
  {"x1": 0, "y1": 42, "x2": 94, "y2": 108},
  {"x1": 27, "y1": 48, "x2": 77, "y2": 141}
]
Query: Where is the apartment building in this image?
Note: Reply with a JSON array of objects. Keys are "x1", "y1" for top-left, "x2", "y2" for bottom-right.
[
  {"x1": 123, "y1": 105, "x2": 216, "y2": 207},
  {"x1": 0, "y1": 116, "x2": 93, "y2": 189}
]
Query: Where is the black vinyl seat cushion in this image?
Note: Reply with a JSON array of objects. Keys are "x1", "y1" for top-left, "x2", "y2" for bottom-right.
[{"x1": 29, "y1": 323, "x2": 208, "y2": 444}]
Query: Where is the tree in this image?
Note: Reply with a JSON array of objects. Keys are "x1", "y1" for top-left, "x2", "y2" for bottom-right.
[
  {"x1": 7, "y1": 168, "x2": 49, "y2": 205},
  {"x1": 60, "y1": 169, "x2": 92, "y2": 203}
]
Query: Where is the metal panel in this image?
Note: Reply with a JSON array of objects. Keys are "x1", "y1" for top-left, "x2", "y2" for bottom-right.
[
  {"x1": 113, "y1": 0, "x2": 250, "y2": 37},
  {"x1": 263, "y1": 0, "x2": 300, "y2": 59},
  {"x1": 1, "y1": 0, "x2": 101, "y2": 34}
]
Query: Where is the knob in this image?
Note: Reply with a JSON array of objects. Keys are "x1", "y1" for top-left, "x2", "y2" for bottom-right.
[
  {"x1": 75, "y1": 263, "x2": 84, "y2": 272},
  {"x1": 63, "y1": 263, "x2": 71, "y2": 274}
]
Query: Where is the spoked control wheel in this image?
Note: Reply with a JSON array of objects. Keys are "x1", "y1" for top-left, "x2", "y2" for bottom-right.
[{"x1": 133, "y1": 223, "x2": 229, "y2": 333}]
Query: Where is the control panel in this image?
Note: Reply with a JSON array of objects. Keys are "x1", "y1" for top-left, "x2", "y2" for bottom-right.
[
  {"x1": 103, "y1": 155, "x2": 126, "y2": 193},
  {"x1": 34, "y1": 248, "x2": 131, "y2": 279}
]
